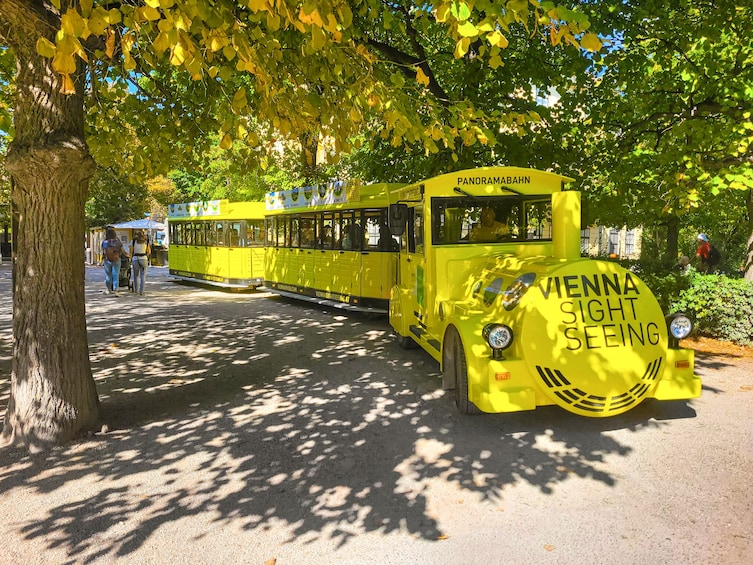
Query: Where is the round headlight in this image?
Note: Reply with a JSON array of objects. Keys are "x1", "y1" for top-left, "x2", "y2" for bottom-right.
[
  {"x1": 667, "y1": 314, "x2": 693, "y2": 340},
  {"x1": 483, "y1": 324, "x2": 514, "y2": 350}
]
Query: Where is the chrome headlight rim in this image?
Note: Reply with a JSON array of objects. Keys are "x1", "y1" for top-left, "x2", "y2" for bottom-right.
[
  {"x1": 666, "y1": 313, "x2": 693, "y2": 340},
  {"x1": 483, "y1": 323, "x2": 514, "y2": 351}
]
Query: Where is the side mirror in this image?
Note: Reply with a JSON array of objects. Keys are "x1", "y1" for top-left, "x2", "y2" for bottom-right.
[{"x1": 388, "y1": 203, "x2": 409, "y2": 236}]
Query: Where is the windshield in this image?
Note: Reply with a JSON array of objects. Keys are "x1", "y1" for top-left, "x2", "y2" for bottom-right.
[{"x1": 431, "y1": 196, "x2": 553, "y2": 245}]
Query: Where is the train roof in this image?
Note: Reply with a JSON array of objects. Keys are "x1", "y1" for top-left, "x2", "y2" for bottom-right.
[{"x1": 396, "y1": 166, "x2": 575, "y2": 199}]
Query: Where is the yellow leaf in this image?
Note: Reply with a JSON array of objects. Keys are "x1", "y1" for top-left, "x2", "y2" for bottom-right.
[
  {"x1": 310, "y1": 27, "x2": 326, "y2": 51},
  {"x1": 266, "y1": 12, "x2": 281, "y2": 31},
  {"x1": 138, "y1": 5, "x2": 162, "y2": 22},
  {"x1": 232, "y1": 88, "x2": 248, "y2": 113},
  {"x1": 247, "y1": 0, "x2": 270, "y2": 13},
  {"x1": 87, "y1": 7, "x2": 111, "y2": 35},
  {"x1": 454, "y1": 37, "x2": 470, "y2": 58},
  {"x1": 457, "y1": 21, "x2": 478, "y2": 38},
  {"x1": 580, "y1": 32, "x2": 602, "y2": 52},
  {"x1": 61, "y1": 9, "x2": 86, "y2": 36},
  {"x1": 435, "y1": 4, "x2": 450, "y2": 22},
  {"x1": 80, "y1": 0, "x2": 93, "y2": 17},
  {"x1": 416, "y1": 66, "x2": 430, "y2": 87},
  {"x1": 60, "y1": 73, "x2": 76, "y2": 95},
  {"x1": 299, "y1": 7, "x2": 324, "y2": 27},
  {"x1": 107, "y1": 8, "x2": 122, "y2": 25},
  {"x1": 105, "y1": 29, "x2": 116, "y2": 58},
  {"x1": 52, "y1": 51, "x2": 77, "y2": 75},
  {"x1": 487, "y1": 30, "x2": 509, "y2": 49},
  {"x1": 220, "y1": 133, "x2": 233, "y2": 149},
  {"x1": 154, "y1": 31, "x2": 171, "y2": 53},
  {"x1": 36, "y1": 38, "x2": 56, "y2": 58}
]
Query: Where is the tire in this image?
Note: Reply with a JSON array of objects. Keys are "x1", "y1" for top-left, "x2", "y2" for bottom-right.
[{"x1": 443, "y1": 327, "x2": 481, "y2": 415}]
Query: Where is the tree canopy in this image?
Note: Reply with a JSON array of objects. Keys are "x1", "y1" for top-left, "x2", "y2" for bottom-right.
[
  {"x1": 552, "y1": 0, "x2": 753, "y2": 272},
  {"x1": 0, "y1": 0, "x2": 598, "y2": 450}
]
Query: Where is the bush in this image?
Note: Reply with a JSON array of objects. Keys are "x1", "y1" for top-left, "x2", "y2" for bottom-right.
[
  {"x1": 668, "y1": 272, "x2": 753, "y2": 346},
  {"x1": 639, "y1": 270, "x2": 693, "y2": 314}
]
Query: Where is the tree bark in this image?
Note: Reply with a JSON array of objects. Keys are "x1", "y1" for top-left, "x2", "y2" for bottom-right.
[
  {"x1": 745, "y1": 188, "x2": 753, "y2": 281},
  {"x1": 665, "y1": 215, "x2": 679, "y2": 265},
  {"x1": 1, "y1": 0, "x2": 99, "y2": 450}
]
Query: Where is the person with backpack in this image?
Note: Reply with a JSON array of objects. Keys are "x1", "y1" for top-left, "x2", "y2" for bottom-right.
[
  {"x1": 695, "y1": 233, "x2": 721, "y2": 273},
  {"x1": 130, "y1": 230, "x2": 151, "y2": 295},
  {"x1": 102, "y1": 226, "x2": 125, "y2": 296}
]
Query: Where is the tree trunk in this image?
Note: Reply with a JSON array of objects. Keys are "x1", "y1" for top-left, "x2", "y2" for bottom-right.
[
  {"x1": 745, "y1": 188, "x2": 753, "y2": 281},
  {"x1": 665, "y1": 215, "x2": 679, "y2": 264},
  {"x1": 1, "y1": 1, "x2": 99, "y2": 450}
]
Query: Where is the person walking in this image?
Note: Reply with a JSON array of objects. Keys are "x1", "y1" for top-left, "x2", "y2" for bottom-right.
[
  {"x1": 130, "y1": 230, "x2": 151, "y2": 295},
  {"x1": 102, "y1": 226, "x2": 124, "y2": 296}
]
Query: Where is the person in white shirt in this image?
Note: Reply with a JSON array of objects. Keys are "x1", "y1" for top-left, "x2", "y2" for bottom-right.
[{"x1": 130, "y1": 230, "x2": 151, "y2": 295}]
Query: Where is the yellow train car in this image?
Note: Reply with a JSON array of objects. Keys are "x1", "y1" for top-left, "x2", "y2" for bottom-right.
[
  {"x1": 264, "y1": 180, "x2": 405, "y2": 313},
  {"x1": 387, "y1": 166, "x2": 701, "y2": 417},
  {"x1": 167, "y1": 200, "x2": 266, "y2": 289}
]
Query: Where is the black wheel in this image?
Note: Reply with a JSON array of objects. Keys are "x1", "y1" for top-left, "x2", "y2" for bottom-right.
[
  {"x1": 443, "y1": 327, "x2": 481, "y2": 415},
  {"x1": 396, "y1": 332, "x2": 418, "y2": 349}
]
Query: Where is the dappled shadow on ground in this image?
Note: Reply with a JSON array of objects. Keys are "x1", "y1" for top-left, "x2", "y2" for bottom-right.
[{"x1": 0, "y1": 266, "x2": 700, "y2": 562}]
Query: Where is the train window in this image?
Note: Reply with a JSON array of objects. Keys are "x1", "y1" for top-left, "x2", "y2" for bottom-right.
[
  {"x1": 227, "y1": 221, "x2": 241, "y2": 246},
  {"x1": 320, "y1": 213, "x2": 334, "y2": 249},
  {"x1": 431, "y1": 197, "x2": 551, "y2": 244},
  {"x1": 299, "y1": 215, "x2": 316, "y2": 248},
  {"x1": 245, "y1": 220, "x2": 264, "y2": 247},
  {"x1": 409, "y1": 206, "x2": 424, "y2": 254},
  {"x1": 524, "y1": 200, "x2": 552, "y2": 240},
  {"x1": 211, "y1": 221, "x2": 223, "y2": 246},
  {"x1": 339, "y1": 210, "x2": 362, "y2": 250},
  {"x1": 362, "y1": 210, "x2": 384, "y2": 250},
  {"x1": 265, "y1": 218, "x2": 276, "y2": 247},
  {"x1": 290, "y1": 217, "x2": 301, "y2": 247},
  {"x1": 171, "y1": 223, "x2": 182, "y2": 245},
  {"x1": 276, "y1": 216, "x2": 287, "y2": 247}
]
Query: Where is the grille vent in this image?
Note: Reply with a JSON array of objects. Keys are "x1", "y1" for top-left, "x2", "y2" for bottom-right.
[{"x1": 535, "y1": 357, "x2": 663, "y2": 415}]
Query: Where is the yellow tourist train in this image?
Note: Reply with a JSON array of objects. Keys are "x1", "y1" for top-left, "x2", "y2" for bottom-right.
[
  {"x1": 263, "y1": 179, "x2": 405, "y2": 313},
  {"x1": 167, "y1": 199, "x2": 266, "y2": 288},
  {"x1": 168, "y1": 166, "x2": 701, "y2": 417},
  {"x1": 386, "y1": 166, "x2": 700, "y2": 416}
]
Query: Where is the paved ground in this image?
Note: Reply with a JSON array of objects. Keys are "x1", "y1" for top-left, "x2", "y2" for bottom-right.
[{"x1": 1, "y1": 262, "x2": 752, "y2": 564}]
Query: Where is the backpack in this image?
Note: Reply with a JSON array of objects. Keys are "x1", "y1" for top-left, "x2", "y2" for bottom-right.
[
  {"x1": 708, "y1": 245, "x2": 721, "y2": 267},
  {"x1": 104, "y1": 238, "x2": 122, "y2": 262}
]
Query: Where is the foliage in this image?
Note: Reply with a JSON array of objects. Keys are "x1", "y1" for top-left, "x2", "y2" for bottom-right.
[
  {"x1": 670, "y1": 273, "x2": 753, "y2": 346},
  {"x1": 550, "y1": 0, "x2": 753, "y2": 273},
  {"x1": 637, "y1": 270, "x2": 693, "y2": 316},
  {"x1": 85, "y1": 167, "x2": 149, "y2": 228},
  {"x1": 12, "y1": 1, "x2": 600, "y2": 184}
]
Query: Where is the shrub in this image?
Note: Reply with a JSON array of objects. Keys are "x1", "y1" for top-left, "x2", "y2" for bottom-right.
[{"x1": 669, "y1": 272, "x2": 753, "y2": 346}]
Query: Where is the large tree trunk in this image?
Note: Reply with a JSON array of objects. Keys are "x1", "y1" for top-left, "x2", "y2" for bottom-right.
[
  {"x1": 745, "y1": 188, "x2": 753, "y2": 281},
  {"x1": 1, "y1": 1, "x2": 99, "y2": 450}
]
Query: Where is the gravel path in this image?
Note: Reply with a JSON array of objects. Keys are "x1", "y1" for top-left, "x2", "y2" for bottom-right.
[{"x1": 1, "y1": 262, "x2": 752, "y2": 564}]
